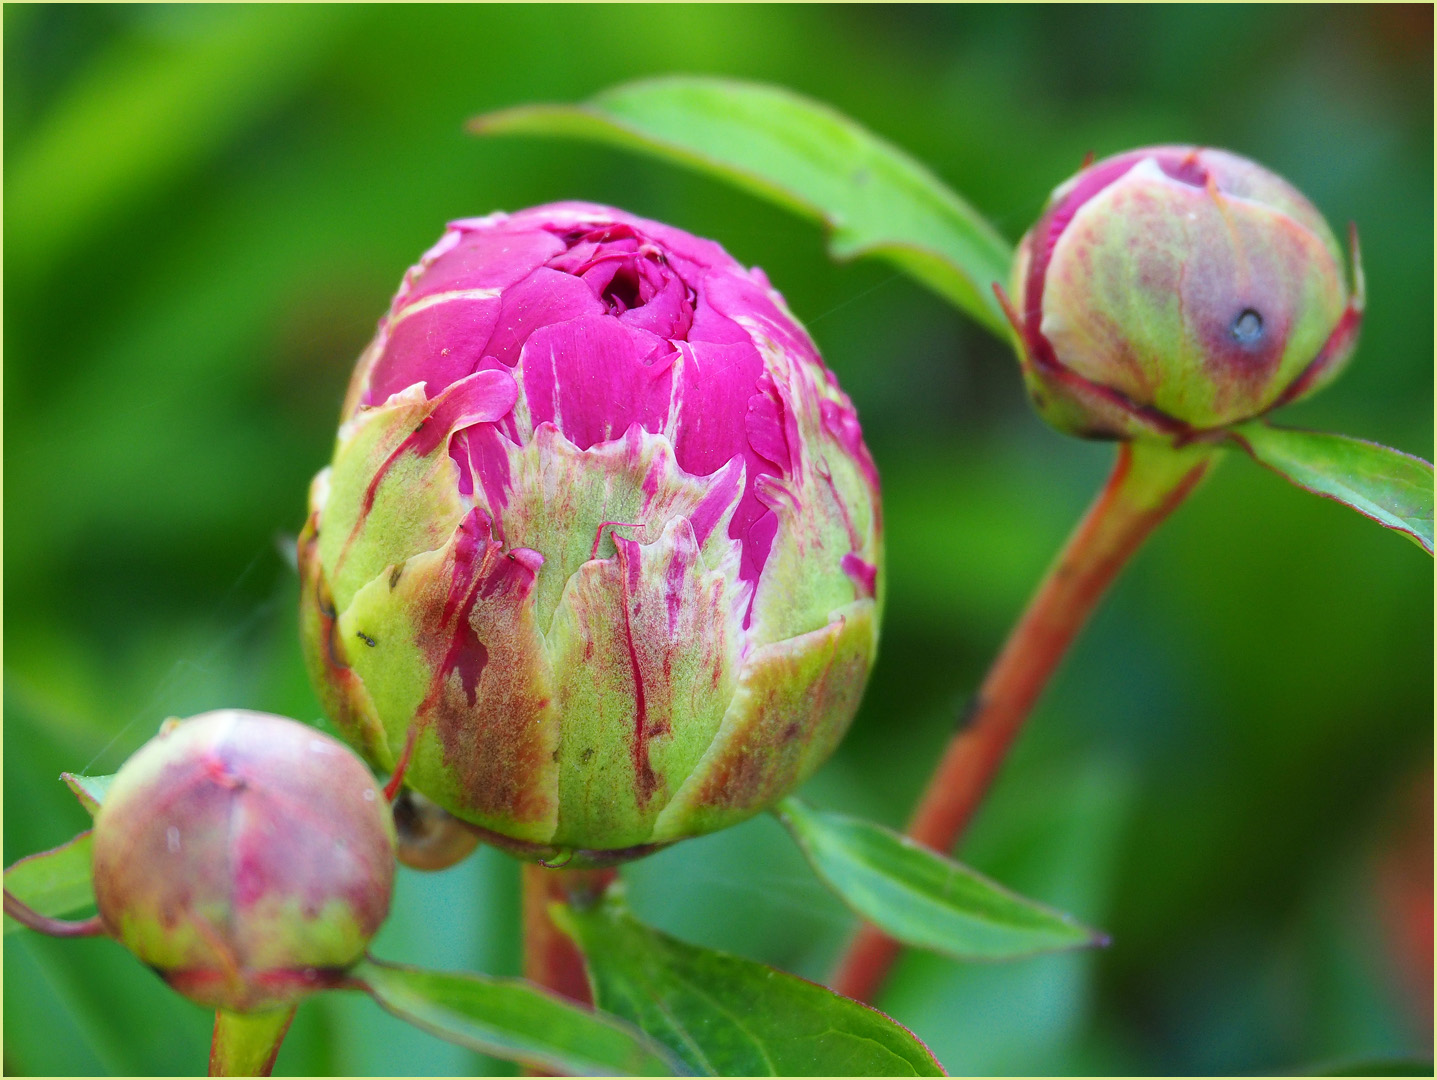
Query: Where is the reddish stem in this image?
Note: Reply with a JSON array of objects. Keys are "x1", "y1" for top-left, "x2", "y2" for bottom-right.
[
  {"x1": 831, "y1": 440, "x2": 1217, "y2": 1004},
  {"x1": 521, "y1": 863, "x2": 616, "y2": 1007},
  {"x1": 3, "y1": 890, "x2": 106, "y2": 938}
]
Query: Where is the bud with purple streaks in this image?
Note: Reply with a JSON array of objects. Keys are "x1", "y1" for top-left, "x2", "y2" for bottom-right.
[
  {"x1": 1007, "y1": 146, "x2": 1364, "y2": 439},
  {"x1": 92, "y1": 710, "x2": 396, "y2": 1012},
  {"x1": 299, "y1": 203, "x2": 882, "y2": 866}
]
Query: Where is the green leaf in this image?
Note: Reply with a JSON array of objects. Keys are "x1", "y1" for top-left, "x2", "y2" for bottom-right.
[
  {"x1": 4, "y1": 831, "x2": 95, "y2": 935},
  {"x1": 61, "y1": 772, "x2": 114, "y2": 818},
  {"x1": 1229, "y1": 422, "x2": 1434, "y2": 554},
  {"x1": 352, "y1": 956, "x2": 685, "y2": 1077},
  {"x1": 209, "y1": 1007, "x2": 296, "y2": 1077},
  {"x1": 471, "y1": 76, "x2": 1014, "y2": 338},
  {"x1": 776, "y1": 799, "x2": 1107, "y2": 961},
  {"x1": 555, "y1": 895, "x2": 945, "y2": 1076}
]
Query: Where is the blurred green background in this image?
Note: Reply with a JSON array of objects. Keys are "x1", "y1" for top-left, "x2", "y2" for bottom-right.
[{"x1": 4, "y1": 4, "x2": 1431, "y2": 1075}]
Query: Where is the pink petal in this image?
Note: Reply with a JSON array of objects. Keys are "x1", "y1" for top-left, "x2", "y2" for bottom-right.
[
  {"x1": 367, "y1": 295, "x2": 501, "y2": 403},
  {"x1": 519, "y1": 316, "x2": 675, "y2": 449},
  {"x1": 405, "y1": 227, "x2": 564, "y2": 304},
  {"x1": 485, "y1": 268, "x2": 604, "y2": 368}
]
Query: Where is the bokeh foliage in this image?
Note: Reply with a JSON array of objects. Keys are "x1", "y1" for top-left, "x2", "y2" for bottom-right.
[{"x1": 4, "y1": 5, "x2": 1431, "y2": 1075}]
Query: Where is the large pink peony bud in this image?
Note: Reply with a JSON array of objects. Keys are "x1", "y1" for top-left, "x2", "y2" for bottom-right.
[
  {"x1": 91, "y1": 710, "x2": 396, "y2": 1012},
  {"x1": 1007, "y1": 146, "x2": 1364, "y2": 439},
  {"x1": 300, "y1": 203, "x2": 882, "y2": 866}
]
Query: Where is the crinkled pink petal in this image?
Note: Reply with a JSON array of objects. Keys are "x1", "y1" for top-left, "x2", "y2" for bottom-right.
[
  {"x1": 403, "y1": 227, "x2": 564, "y2": 305},
  {"x1": 485, "y1": 268, "x2": 604, "y2": 369},
  {"x1": 745, "y1": 376, "x2": 793, "y2": 475},
  {"x1": 512, "y1": 202, "x2": 735, "y2": 272},
  {"x1": 672, "y1": 341, "x2": 766, "y2": 476},
  {"x1": 685, "y1": 284, "x2": 752, "y2": 346},
  {"x1": 621, "y1": 267, "x2": 692, "y2": 339},
  {"x1": 841, "y1": 553, "x2": 878, "y2": 599},
  {"x1": 401, "y1": 368, "x2": 518, "y2": 460},
  {"x1": 450, "y1": 423, "x2": 515, "y2": 537},
  {"x1": 738, "y1": 507, "x2": 778, "y2": 586},
  {"x1": 683, "y1": 455, "x2": 746, "y2": 551},
  {"x1": 519, "y1": 317, "x2": 675, "y2": 450},
  {"x1": 706, "y1": 271, "x2": 822, "y2": 369},
  {"x1": 367, "y1": 295, "x2": 501, "y2": 403},
  {"x1": 357, "y1": 201, "x2": 877, "y2": 592}
]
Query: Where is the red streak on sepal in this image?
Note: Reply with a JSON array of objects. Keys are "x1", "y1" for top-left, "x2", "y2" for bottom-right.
[
  {"x1": 383, "y1": 727, "x2": 419, "y2": 803},
  {"x1": 590, "y1": 521, "x2": 646, "y2": 559}
]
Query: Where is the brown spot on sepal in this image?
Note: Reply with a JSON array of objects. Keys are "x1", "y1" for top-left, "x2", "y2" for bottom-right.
[{"x1": 399, "y1": 510, "x2": 559, "y2": 832}]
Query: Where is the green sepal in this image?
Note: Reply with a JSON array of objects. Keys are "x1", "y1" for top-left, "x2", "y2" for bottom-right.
[{"x1": 61, "y1": 771, "x2": 114, "y2": 817}]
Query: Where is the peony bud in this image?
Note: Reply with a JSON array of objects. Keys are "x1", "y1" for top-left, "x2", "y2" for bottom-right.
[
  {"x1": 1007, "y1": 146, "x2": 1364, "y2": 439},
  {"x1": 91, "y1": 710, "x2": 396, "y2": 1012},
  {"x1": 299, "y1": 203, "x2": 882, "y2": 866}
]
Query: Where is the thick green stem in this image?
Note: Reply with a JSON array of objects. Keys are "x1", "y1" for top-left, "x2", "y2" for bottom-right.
[
  {"x1": 831, "y1": 439, "x2": 1218, "y2": 1004},
  {"x1": 209, "y1": 1007, "x2": 296, "y2": 1077}
]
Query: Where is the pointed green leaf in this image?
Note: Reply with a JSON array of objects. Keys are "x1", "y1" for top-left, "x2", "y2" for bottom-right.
[
  {"x1": 352, "y1": 956, "x2": 685, "y2": 1077},
  {"x1": 4, "y1": 831, "x2": 95, "y2": 935},
  {"x1": 555, "y1": 895, "x2": 945, "y2": 1076},
  {"x1": 61, "y1": 772, "x2": 114, "y2": 818},
  {"x1": 1230, "y1": 422, "x2": 1434, "y2": 554},
  {"x1": 776, "y1": 798, "x2": 1107, "y2": 961},
  {"x1": 209, "y1": 1007, "x2": 296, "y2": 1077},
  {"x1": 471, "y1": 76, "x2": 1013, "y2": 338}
]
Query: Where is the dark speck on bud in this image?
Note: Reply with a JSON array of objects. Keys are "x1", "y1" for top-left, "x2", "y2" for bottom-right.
[{"x1": 1231, "y1": 309, "x2": 1264, "y2": 346}]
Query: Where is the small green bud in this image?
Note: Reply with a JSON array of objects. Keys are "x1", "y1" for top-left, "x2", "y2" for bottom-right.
[
  {"x1": 91, "y1": 710, "x2": 396, "y2": 1012},
  {"x1": 1007, "y1": 146, "x2": 1364, "y2": 439}
]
